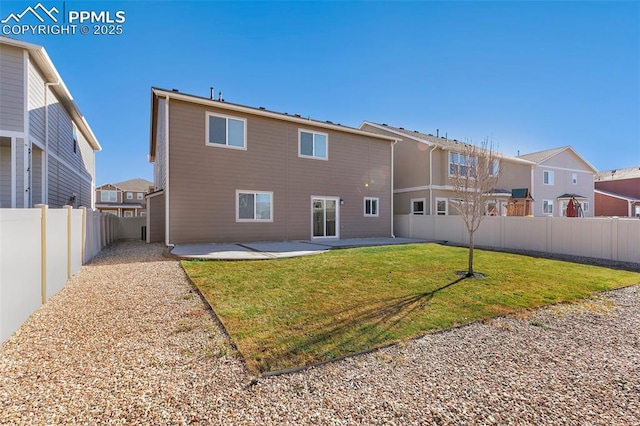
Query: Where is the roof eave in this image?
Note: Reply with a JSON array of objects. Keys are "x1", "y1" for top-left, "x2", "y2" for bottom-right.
[
  {"x1": 153, "y1": 88, "x2": 399, "y2": 143},
  {"x1": 3, "y1": 37, "x2": 103, "y2": 152}
]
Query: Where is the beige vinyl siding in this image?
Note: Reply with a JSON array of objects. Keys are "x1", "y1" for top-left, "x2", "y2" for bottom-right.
[
  {"x1": 498, "y1": 160, "x2": 532, "y2": 190},
  {"x1": 147, "y1": 192, "x2": 165, "y2": 243},
  {"x1": 0, "y1": 45, "x2": 25, "y2": 132},
  {"x1": 27, "y1": 59, "x2": 46, "y2": 144},
  {"x1": 167, "y1": 99, "x2": 392, "y2": 244}
]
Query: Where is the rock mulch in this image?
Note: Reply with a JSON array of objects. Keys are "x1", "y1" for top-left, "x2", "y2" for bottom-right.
[{"x1": 1, "y1": 241, "x2": 638, "y2": 424}]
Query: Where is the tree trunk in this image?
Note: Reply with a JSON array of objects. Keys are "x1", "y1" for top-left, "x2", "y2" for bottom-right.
[{"x1": 467, "y1": 231, "x2": 474, "y2": 277}]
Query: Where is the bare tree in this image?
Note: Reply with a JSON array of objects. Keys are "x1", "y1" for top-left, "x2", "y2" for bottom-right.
[{"x1": 449, "y1": 139, "x2": 501, "y2": 277}]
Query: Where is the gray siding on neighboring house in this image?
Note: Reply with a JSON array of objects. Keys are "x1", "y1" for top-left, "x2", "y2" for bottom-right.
[
  {"x1": 0, "y1": 140, "x2": 11, "y2": 207},
  {"x1": 0, "y1": 45, "x2": 24, "y2": 132},
  {"x1": 166, "y1": 99, "x2": 392, "y2": 244},
  {"x1": 15, "y1": 138, "x2": 25, "y2": 207},
  {"x1": 42, "y1": 94, "x2": 93, "y2": 208},
  {"x1": 27, "y1": 59, "x2": 46, "y2": 144}
]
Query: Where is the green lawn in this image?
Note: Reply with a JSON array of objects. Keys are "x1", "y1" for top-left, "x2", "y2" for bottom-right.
[{"x1": 182, "y1": 243, "x2": 639, "y2": 374}]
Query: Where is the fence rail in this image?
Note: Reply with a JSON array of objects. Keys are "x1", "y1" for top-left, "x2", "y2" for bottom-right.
[
  {"x1": 395, "y1": 214, "x2": 640, "y2": 264},
  {"x1": 0, "y1": 207, "x2": 145, "y2": 343}
]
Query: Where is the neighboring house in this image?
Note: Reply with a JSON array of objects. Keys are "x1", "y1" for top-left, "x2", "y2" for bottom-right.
[
  {"x1": 518, "y1": 146, "x2": 597, "y2": 217},
  {"x1": 148, "y1": 88, "x2": 397, "y2": 245},
  {"x1": 0, "y1": 36, "x2": 101, "y2": 209},
  {"x1": 359, "y1": 121, "x2": 535, "y2": 217},
  {"x1": 95, "y1": 178, "x2": 152, "y2": 217},
  {"x1": 594, "y1": 167, "x2": 640, "y2": 217}
]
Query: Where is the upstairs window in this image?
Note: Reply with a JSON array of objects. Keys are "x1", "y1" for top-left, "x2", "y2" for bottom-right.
[
  {"x1": 572, "y1": 173, "x2": 578, "y2": 185},
  {"x1": 299, "y1": 130, "x2": 328, "y2": 160},
  {"x1": 101, "y1": 190, "x2": 117, "y2": 202},
  {"x1": 206, "y1": 112, "x2": 246, "y2": 149},
  {"x1": 126, "y1": 192, "x2": 133, "y2": 199},
  {"x1": 364, "y1": 197, "x2": 379, "y2": 217},
  {"x1": 543, "y1": 170, "x2": 554, "y2": 185},
  {"x1": 137, "y1": 193, "x2": 144, "y2": 200}
]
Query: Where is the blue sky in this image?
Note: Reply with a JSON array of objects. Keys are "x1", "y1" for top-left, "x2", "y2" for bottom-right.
[{"x1": 2, "y1": 0, "x2": 639, "y2": 185}]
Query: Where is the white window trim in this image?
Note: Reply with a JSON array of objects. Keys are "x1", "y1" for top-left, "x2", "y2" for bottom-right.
[
  {"x1": 205, "y1": 112, "x2": 247, "y2": 150},
  {"x1": 100, "y1": 190, "x2": 117, "y2": 202},
  {"x1": 543, "y1": 199, "x2": 554, "y2": 215},
  {"x1": 543, "y1": 170, "x2": 554, "y2": 185},
  {"x1": 435, "y1": 197, "x2": 448, "y2": 215},
  {"x1": 411, "y1": 197, "x2": 426, "y2": 215},
  {"x1": 298, "y1": 129, "x2": 329, "y2": 160},
  {"x1": 124, "y1": 211, "x2": 133, "y2": 217},
  {"x1": 235, "y1": 190, "x2": 273, "y2": 222},
  {"x1": 582, "y1": 201, "x2": 590, "y2": 213},
  {"x1": 137, "y1": 193, "x2": 144, "y2": 200},
  {"x1": 364, "y1": 197, "x2": 379, "y2": 217},
  {"x1": 126, "y1": 192, "x2": 133, "y2": 199},
  {"x1": 572, "y1": 173, "x2": 578, "y2": 185}
]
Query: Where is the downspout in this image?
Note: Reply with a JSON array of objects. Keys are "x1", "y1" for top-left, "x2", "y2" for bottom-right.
[
  {"x1": 428, "y1": 144, "x2": 437, "y2": 214},
  {"x1": 391, "y1": 140, "x2": 397, "y2": 237},
  {"x1": 164, "y1": 95, "x2": 172, "y2": 247},
  {"x1": 44, "y1": 80, "x2": 61, "y2": 205}
]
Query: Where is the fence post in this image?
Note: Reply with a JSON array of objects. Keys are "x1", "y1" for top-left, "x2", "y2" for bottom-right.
[
  {"x1": 35, "y1": 204, "x2": 48, "y2": 304},
  {"x1": 80, "y1": 207, "x2": 87, "y2": 264},
  {"x1": 612, "y1": 217, "x2": 619, "y2": 261},
  {"x1": 64, "y1": 205, "x2": 72, "y2": 279}
]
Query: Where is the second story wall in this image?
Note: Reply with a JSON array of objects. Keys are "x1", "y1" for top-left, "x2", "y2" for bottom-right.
[
  {"x1": 165, "y1": 98, "x2": 392, "y2": 243},
  {"x1": 153, "y1": 97, "x2": 168, "y2": 191},
  {"x1": 0, "y1": 44, "x2": 24, "y2": 132}
]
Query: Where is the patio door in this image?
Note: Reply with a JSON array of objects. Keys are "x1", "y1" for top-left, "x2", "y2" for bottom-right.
[{"x1": 312, "y1": 197, "x2": 339, "y2": 238}]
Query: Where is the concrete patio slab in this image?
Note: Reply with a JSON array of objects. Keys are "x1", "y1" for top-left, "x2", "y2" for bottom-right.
[
  {"x1": 170, "y1": 244, "x2": 270, "y2": 260},
  {"x1": 170, "y1": 237, "x2": 434, "y2": 260}
]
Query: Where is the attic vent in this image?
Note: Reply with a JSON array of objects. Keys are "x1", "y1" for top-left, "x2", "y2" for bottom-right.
[
  {"x1": 259, "y1": 107, "x2": 265, "y2": 110},
  {"x1": 414, "y1": 130, "x2": 419, "y2": 133},
  {"x1": 399, "y1": 127, "x2": 405, "y2": 130},
  {"x1": 295, "y1": 114, "x2": 301, "y2": 117},
  {"x1": 172, "y1": 88, "x2": 179, "y2": 92},
  {"x1": 326, "y1": 120, "x2": 333, "y2": 124},
  {"x1": 428, "y1": 134, "x2": 433, "y2": 136},
  {"x1": 453, "y1": 139, "x2": 458, "y2": 141},
  {"x1": 382, "y1": 123, "x2": 388, "y2": 126}
]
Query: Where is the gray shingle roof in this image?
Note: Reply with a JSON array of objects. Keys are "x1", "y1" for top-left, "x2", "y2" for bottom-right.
[
  {"x1": 596, "y1": 167, "x2": 640, "y2": 181},
  {"x1": 517, "y1": 146, "x2": 569, "y2": 164},
  {"x1": 363, "y1": 122, "x2": 533, "y2": 164}
]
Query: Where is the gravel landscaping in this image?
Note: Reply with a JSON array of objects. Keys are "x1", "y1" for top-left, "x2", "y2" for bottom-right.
[{"x1": 1, "y1": 241, "x2": 638, "y2": 424}]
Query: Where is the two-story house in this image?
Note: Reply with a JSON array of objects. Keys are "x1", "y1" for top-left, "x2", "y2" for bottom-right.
[
  {"x1": 594, "y1": 167, "x2": 640, "y2": 217},
  {"x1": 518, "y1": 146, "x2": 597, "y2": 217},
  {"x1": 359, "y1": 121, "x2": 535, "y2": 217},
  {"x1": 95, "y1": 178, "x2": 152, "y2": 217},
  {"x1": 147, "y1": 88, "x2": 397, "y2": 245},
  {"x1": 0, "y1": 36, "x2": 101, "y2": 209}
]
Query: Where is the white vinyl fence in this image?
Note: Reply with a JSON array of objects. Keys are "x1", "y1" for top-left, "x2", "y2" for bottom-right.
[
  {"x1": 0, "y1": 206, "x2": 137, "y2": 343},
  {"x1": 395, "y1": 215, "x2": 640, "y2": 264}
]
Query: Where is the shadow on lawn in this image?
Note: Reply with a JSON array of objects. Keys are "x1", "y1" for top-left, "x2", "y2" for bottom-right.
[{"x1": 272, "y1": 275, "x2": 468, "y2": 369}]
